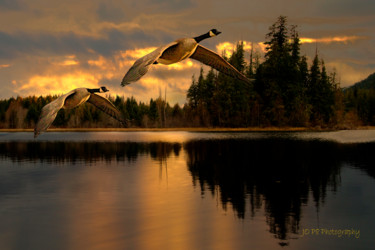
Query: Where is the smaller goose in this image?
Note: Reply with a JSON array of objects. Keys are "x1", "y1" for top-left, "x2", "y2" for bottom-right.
[
  {"x1": 34, "y1": 86, "x2": 126, "y2": 138},
  {"x1": 121, "y1": 29, "x2": 253, "y2": 87}
]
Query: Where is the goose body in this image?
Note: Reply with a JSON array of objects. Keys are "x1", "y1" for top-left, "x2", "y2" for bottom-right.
[
  {"x1": 121, "y1": 29, "x2": 253, "y2": 87},
  {"x1": 34, "y1": 87, "x2": 126, "y2": 138},
  {"x1": 156, "y1": 38, "x2": 197, "y2": 65}
]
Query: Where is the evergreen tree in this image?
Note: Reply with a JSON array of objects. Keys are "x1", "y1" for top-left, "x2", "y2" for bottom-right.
[
  {"x1": 187, "y1": 75, "x2": 199, "y2": 108},
  {"x1": 256, "y1": 15, "x2": 291, "y2": 125},
  {"x1": 149, "y1": 98, "x2": 158, "y2": 122},
  {"x1": 307, "y1": 54, "x2": 322, "y2": 123}
]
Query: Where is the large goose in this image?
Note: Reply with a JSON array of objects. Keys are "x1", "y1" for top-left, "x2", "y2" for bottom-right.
[
  {"x1": 121, "y1": 29, "x2": 253, "y2": 87},
  {"x1": 34, "y1": 87, "x2": 126, "y2": 138}
]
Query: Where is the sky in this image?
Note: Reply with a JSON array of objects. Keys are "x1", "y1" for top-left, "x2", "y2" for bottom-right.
[{"x1": 0, "y1": 0, "x2": 374, "y2": 105}]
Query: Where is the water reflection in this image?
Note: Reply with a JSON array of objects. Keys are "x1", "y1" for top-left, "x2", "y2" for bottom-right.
[
  {"x1": 1, "y1": 136, "x2": 375, "y2": 247},
  {"x1": 185, "y1": 139, "x2": 345, "y2": 241},
  {"x1": 0, "y1": 141, "x2": 181, "y2": 164},
  {"x1": 184, "y1": 138, "x2": 375, "y2": 243}
]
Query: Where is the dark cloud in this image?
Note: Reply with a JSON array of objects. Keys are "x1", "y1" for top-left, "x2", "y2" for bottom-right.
[
  {"x1": 319, "y1": 0, "x2": 375, "y2": 16},
  {"x1": 0, "y1": 0, "x2": 23, "y2": 10},
  {"x1": 0, "y1": 28, "x2": 161, "y2": 59},
  {"x1": 148, "y1": 0, "x2": 195, "y2": 10},
  {"x1": 96, "y1": 2, "x2": 127, "y2": 23},
  {"x1": 0, "y1": 31, "x2": 85, "y2": 59}
]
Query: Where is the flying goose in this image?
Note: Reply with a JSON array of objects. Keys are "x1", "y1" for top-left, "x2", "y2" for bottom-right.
[
  {"x1": 121, "y1": 29, "x2": 253, "y2": 87},
  {"x1": 34, "y1": 86, "x2": 126, "y2": 138}
]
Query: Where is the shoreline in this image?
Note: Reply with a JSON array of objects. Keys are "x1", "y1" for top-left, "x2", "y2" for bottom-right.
[{"x1": 1, "y1": 126, "x2": 375, "y2": 132}]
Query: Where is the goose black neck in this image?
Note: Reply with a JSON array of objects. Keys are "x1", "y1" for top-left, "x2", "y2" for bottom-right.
[
  {"x1": 193, "y1": 32, "x2": 211, "y2": 43},
  {"x1": 87, "y1": 88, "x2": 100, "y2": 93}
]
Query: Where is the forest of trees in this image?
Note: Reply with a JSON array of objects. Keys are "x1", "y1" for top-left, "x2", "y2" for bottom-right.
[
  {"x1": 343, "y1": 72, "x2": 375, "y2": 126},
  {"x1": 187, "y1": 16, "x2": 343, "y2": 128},
  {"x1": 0, "y1": 94, "x2": 184, "y2": 129},
  {"x1": 0, "y1": 16, "x2": 373, "y2": 129}
]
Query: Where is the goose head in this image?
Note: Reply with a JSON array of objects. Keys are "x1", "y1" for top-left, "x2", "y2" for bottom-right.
[
  {"x1": 209, "y1": 29, "x2": 221, "y2": 37},
  {"x1": 100, "y1": 86, "x2": 109, "y2": 93}
]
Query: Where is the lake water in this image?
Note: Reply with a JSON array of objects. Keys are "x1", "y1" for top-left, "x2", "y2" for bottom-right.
[{"x1": 0, "y1": 131, "x2": 375, "y2": 250}]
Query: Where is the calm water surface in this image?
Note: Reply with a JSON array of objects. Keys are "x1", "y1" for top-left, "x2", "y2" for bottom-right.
[{"x1": 1, "y1": 131, "x2": 375, "y2": 250}]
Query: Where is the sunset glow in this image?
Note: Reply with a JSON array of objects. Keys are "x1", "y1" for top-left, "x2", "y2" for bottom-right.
[
  {"x1": 216, "y1": 41, "x2": 253, "y2": 57},
  {"x1": 7, "y1": 32, "x2": 370, "y2": 102},
  {"x1": 120, "y1": 47, "x2": 158, "y2": 60},
  {"x1": 300, "y1": 36, "x2": 366, "y2": 44},
  {"x1": 16, "y1": 73, "x2": 98, "y2": 96},
  {"x1": 60, "y1": 55, "x2": 79, "y2": 66},
  {"x1": 0, "y1": 0, "x2": 373, "y2": 102}
]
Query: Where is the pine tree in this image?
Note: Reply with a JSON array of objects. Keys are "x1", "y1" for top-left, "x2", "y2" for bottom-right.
[
  {"x1": 257, "y1": 15, "x2": 292, "y2": 125},
  {"x1": 308, "y1": 54, "x2": 321, "y2": 124},
  {"x1": 187, "y1": 75, "x2": 199, "y2": 108}
]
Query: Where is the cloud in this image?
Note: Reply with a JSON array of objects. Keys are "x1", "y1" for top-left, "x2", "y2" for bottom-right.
[
  {"x1": 326, "y1": 60, "x2": 375, "y2": 87},
  {"x1": 55, "y1": 55, "x2": 79, "y2": 66},
  {"x1": 0, "y1": 0, "x2": 23, "y2": 10},
  {"x1": 96, "y1": 2, "x2": 127, "y2": 23},
  {"x1": 0, "y1": 28, "x2": 158, "y2": 60},
  {"x1": 215, "y1": 41, "x2": 253, "y2": 57},
  {"x1": 14, "y1": 73, "x2": 99, "y2": 97},
  {"x1": 6, "y1": 44, "x2": 200, "y2": 105},
  {"x1": 1, "y1": 0, "x2": 374, "y2": 104},
  {"x1": 300, "y1": 36, "x2": 367, "y2": 44},
  {"x1": 318, "y1": 0, "x2": 375, "y2": 16},
  {"x1": 215, "y1": 41, "x2": 267, "y2": 57}
]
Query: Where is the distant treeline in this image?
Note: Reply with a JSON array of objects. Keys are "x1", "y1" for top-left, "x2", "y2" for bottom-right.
[
  {"x1": 343, "y1": 73, "x2": 375, "y2": 126},
  {"x1": 0, "y1": 16, "x2": 373, "y2": 129},
  {"x1": 0, "y1": 95, "x2": 186, "y2": 129}
]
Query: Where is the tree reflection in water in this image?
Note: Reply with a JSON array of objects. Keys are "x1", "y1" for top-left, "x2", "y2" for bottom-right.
[
  {"x1": 1, "y1": 138, "x2": 374, "y2": 243},
  {"x1": 184, "y1": 138, "x2": 343, "y2": 241},
  {"x1": 0, "y1": 141, "x2": 181, "y2": 164}
]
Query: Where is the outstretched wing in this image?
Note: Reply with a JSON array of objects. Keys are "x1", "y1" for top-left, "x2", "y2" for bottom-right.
[
  {"x1": 121, "y1": 42, "x2": 178, "y2": 86},
  {"x1": 190, "y1": 44, "x2": 254, "y2": 86},
  {"x1": 87, "y1": 94, "x2": 127, "y2": 126},
  {"x1": 34, "y1": 90, "x2": 75, "y2": 138}
]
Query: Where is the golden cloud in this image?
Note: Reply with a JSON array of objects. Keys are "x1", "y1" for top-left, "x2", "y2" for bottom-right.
[
  {"x1": 120, "y1": 47, "x2": 158, "y2": 60},
  {"x1": 215, "y1": 41, "x2": 270, "y2": 57},
  {"x1": 59, "y1": 60, "x2": 79, "y2": 66},
  {"x1": 12, "y1": 46, "x2": 202, "y2": 104},
  {"x1": 124, "y1": 75, "x2": 192, "y2": 104},
  {"x1": 0, "y1": 64, "x2": 11, "y2": 68},
  {"x1": 60, "y1": 55, "x2": 79, "y2": 66},
  {"x1": 300, "y1": 36, "x2": 366, "y2": 44},
  {"x1": 325, "y1": 60, "x2": 374, "y2": 87},
  {"x1": 257, "y1": 43, "x2": 267, "y2": 53},
  {"x1": 216, "y1": 41, "x2": 254, "y2": 58},
  {"x1": 16, "y1": 73, "x2": 98, "y2": 96},
  {"x1": 87, "y1": 56, "x2": 107, "y2": 67},
  {"x1": 49, "y1": 55, "x2": 80, "y2": 66}
]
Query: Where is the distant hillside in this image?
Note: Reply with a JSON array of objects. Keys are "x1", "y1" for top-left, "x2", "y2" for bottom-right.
[
  {"x1": 347, "y1": 72, "x2": 375, "y2": 90},
  {"x1": 343, "y1": 72, "x2": 375, "y2": 126}
]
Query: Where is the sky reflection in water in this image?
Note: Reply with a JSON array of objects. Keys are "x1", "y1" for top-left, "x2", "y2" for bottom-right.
[{"x1": 0, "y1": 131, "x2": 375, "y2": 249}]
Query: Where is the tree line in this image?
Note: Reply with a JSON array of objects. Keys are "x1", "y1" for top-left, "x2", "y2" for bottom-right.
[
  {"x1": 187, "y1": 16, "x2": 344, "y2": 128},
  {"x1": 0, "y1": 16, "x2": 373, "y2": 129},
  {"x1": 0, "y1": 94, "x2": 187, "y2": 129},
  {"x1": 343, "y1": 73, "x2": 375, "y2": 126}
]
